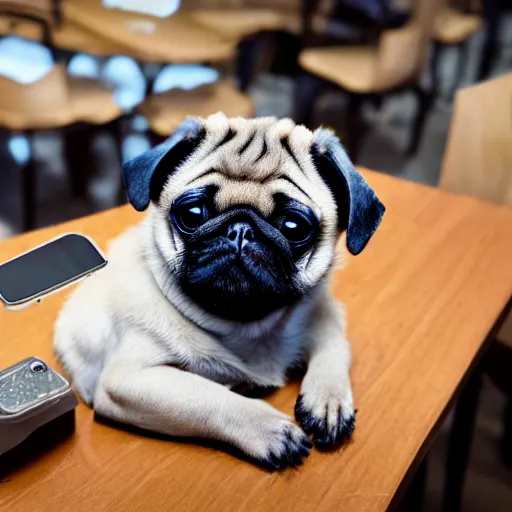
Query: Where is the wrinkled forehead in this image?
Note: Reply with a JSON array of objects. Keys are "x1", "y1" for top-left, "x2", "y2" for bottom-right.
[{"x1": 160, "y1": 114, "x2": 332, "y2": 216}]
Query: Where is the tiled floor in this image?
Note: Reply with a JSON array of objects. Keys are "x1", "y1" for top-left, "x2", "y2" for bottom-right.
[{"x1": 1, "y1": 17, "x2": 511, "y2": 511}]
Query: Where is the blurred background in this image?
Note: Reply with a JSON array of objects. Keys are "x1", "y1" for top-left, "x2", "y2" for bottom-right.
[{"x1": 0, "y1": 0, "x2": 511, "y2": 510}]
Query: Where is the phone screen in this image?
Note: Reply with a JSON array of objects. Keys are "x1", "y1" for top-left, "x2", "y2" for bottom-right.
[{"x1": 0, "y1": 234, "x2": 107, "y2": 305}]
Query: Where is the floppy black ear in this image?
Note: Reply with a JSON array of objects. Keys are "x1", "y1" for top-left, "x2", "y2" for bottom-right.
[
  {"x1": 312, "y1": 128, "x2": 385, "y2": 255},
  {"x1": 122, "y1": 117, "x2": 205, "y2": 211}
]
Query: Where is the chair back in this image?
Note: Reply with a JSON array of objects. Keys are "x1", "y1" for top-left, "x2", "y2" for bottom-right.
[
  {"x1": 0, "y1": 0, "x2": 60, "y2": 43},
  {"x1": 0, "y1": 65, "x2": 70, "y2": 129},
  {"x1": 373, "y1": 0, "x2": 446, "y2": 90},
  {"x1": 0, "y1": 0, "x2": 60, "y2": 21},
  {"x1": 440, "y1": 73, "x2": 512, "y2": 206},
  {"x1": 440, "y1": 72, "x2": 512, "y2": 345}
]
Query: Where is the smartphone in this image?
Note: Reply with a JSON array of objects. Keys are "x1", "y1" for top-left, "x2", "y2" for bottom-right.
[{"x1": 0, "y1": 233, "x2": 107, "y2": 310}]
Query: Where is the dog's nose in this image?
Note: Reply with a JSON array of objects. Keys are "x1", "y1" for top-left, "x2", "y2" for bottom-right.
[{"x1": 227, "y1": 222, "x2": 255, "y2": 252}]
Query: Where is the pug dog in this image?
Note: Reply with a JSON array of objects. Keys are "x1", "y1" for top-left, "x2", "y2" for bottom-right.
[{"x1": 54, "y1": 113, "x2": 384, "y2": 470}]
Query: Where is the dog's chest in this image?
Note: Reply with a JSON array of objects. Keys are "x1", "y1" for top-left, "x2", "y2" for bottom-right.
[{"x1": 186, "y1": 317, "x2": 307, "y2": 388}]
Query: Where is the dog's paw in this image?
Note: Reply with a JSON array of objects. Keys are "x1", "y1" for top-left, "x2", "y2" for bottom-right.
[
  {"x1": 237, "y1": 404, "x2": 312, "y2": 470},
  {"x1": 256, "y1": 420, "x2": 313, "y2": 471},
  {"x1": 294, "y1": 384, "x2": 356, "y2": 451}
]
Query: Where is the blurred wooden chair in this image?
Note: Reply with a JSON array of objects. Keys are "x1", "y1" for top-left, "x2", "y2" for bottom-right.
[
  {"x1": 0, "y1": 1, "x2": 123, "y2": 231},
  {"x1": 0, "y1": 0, "x2": 129, "y2": 58},
  {"x1": 137, "y1": 81, "x2": 254, "y2": 143},
  {"x1": 296, "y1": 0, "x2": 446, "y2": 161},
  {"x1": 0, "y1": 0, "x2": 56, "y2": 45},
  {"x1": 440, "y1": 73, "x2": 512, "y2": 204},
  {"x1": 438, "y1": 72, "x2": 512, "y2": 512},
  {"x1": 431, "y1": 1, "x2": 482, "y2": 99}
]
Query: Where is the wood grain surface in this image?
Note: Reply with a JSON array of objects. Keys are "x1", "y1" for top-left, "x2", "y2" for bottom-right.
[{"x1": 1, "y1": 170, "x2": 512, "y2": 511}]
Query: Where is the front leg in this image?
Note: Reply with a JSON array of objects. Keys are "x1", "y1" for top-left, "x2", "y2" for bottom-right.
[
  {"x1": 94, "y1": 330, "x2": 311, "y2": 470},
  {"x1": 294, "y1": 292, "x2": 356, "y2": 450}
]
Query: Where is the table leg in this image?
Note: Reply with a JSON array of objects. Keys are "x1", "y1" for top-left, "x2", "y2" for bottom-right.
[
  {"x1": 407, "y1": 84, "x2": 433, "y2": 156},
  {"x1": 442, "y1": 369, "x2": 482, "y2": 512},
  {"x1": 149, "y1": 131, "x2": 166, "y2": 147},
  {"x1": 449, "y1": 40, "x2": 470, "y2": 101},
  {"x1": 294, "y1": 72, "x2": 324, "y2": 128},
  {"x1": 430, "y1": 41, "x2": 442, "y2": 97},
  {"x1": 52, "y1": 0, "x2": 62, "y2": 26},
  {"x1": 484, "y1": 339, "x2": 512, "y2": 468},
  {"x1": 241, "y1": 31, "x2": 277, "y2": 92},
  {"x1": 477, "y1": 0, "x2": 503, "y2": 81},
  {"x1": 145, "y1": 76, "x2": 155, "y2": 99},
  {"x1": 21, "y1": 137, "x2": 36, "y2": 233},
  {"x1": 106, "y1": 118, "x2": 126, "y2": 205},
  {"x1": 139, "y1": 62, "x2": 163, "y2": 98},
  {"x1": 345, "y1": 93, "x2": 364, "y2": 163},
  {"x1": 402, "y1": 455, "x2": 428, "y2": 512},
  {"x1": 64, "y1": 126, "x2": 94, "y2": 200},
  {"x1": 237, "y1": 34, "x2": 259, "y2": 92}
]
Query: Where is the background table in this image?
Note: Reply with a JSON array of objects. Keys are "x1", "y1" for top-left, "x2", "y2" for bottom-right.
[
  {"x1": 63, "y1": 0, "x2": 237, "y2": 63},
  {"x1": 1, "y1": 170, "x2": 511, "y2": 511},
  {"x1": 187, "y1": 9, "x2": 297, "y2": 40}
]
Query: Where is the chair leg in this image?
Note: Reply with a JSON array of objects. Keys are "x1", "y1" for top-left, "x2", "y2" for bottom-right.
[
  {"x1": 345, "y1": 93, "x2": 364, "y2": 163},
  {"x1": 503, "y1": 399, "x2": 512, "y2": 468},
  {"x1": 106, "y1": 118, "x2": 126, "y2": 206},
  {"x1": 369, "y1": 94, "x2": 383, "y2": 111},
  {"x1": 477, "y1": 0, "x2": 502, "y2": 81},
  {"x1": 148, "y1": 130, "x2": 166, "y2": 147},
  {"x1": 483, "y1": 339, "x2": 512, "y2": 468},
  {"x1": 430, "y1": 41, "x2": 443, "y2": 98},
  {"x1": 407, "y1": 85, "x2": 432, "y2": 157},
  {"x1": 141, "y1": 63, "x2": 164, "y2": 98},
  {"x1": 449, "y1": 41, "x2": 470, "y2": 100},
  {"x1": 236, "y1": 34, "x2": 261, "y2": 92},
  {"x1": 294, "y1": 72, "x2": 324, "y2": 129},
  {"x1": 245, "y1": 31, "x2": 277, "y2": 91},
  {"x1": 442, "y1": 369, "x2": 482, "y2": 512},
  {"x1": 402, "y1": 455, "x2": 428, "y2": 512},
  {"x1": 64, "y1": 125, "x2": 95, "y2": 199},
  {"x1": 484, "y1": 340, "x2": 512, "y2": 395},
  {"x1": 21, "y1": 135, "x2": 36, "y2": 232}
]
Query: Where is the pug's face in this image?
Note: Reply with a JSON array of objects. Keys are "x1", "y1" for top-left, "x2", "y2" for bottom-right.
[
  {"x1": 171, "y1": 190, "x2": 318, "y2": 321},
  {"x1": 123, "y1": 114, "x2": 384, "y2": 322}
]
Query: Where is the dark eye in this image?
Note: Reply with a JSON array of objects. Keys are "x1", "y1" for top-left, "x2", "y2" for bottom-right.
[
  {"x1": 174, "y1": 201, "x2": 209, "y2": 234},
  {"x1": 279, "y1": 210, "x2": 315, "y2": 246}
]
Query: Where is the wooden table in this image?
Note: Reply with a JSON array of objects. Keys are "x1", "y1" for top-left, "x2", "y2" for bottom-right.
[
  {"x1": 63, "y1": 0, "x2": 236, "y2": 63},
  {"x1": 187, "y1": 9, "x2": 297, "y2": 40},
  {"x1": 1, "y1": 170, "x2": 511, "y2": 511},
  {"x1": 0, "y1": 11, "x2": 129, "y2": 58}
]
